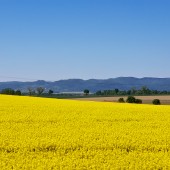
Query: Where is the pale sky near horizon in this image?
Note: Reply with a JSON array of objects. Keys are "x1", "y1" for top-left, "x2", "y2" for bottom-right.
[{"x1": 0, "y1": 0, "x2": 170, "y2": 81}]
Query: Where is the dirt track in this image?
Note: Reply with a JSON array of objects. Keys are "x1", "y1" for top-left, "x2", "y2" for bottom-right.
[{"x1": 72, "y1": 96, "x2": 170, "y2": 105}]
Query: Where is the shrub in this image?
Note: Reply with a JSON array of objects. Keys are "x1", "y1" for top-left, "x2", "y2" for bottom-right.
[
  {"x1": 152, "y1": 99, "x2": 161, "y2": 105},
  {"x1": 118, "y1": 98, "x2": 125, "y2": 103},
  {"x1": 126, "y1": 96, "x2": 136, "y2": 103},
  {"x1": 135, "y1": 99, "x2": 142, "y2": 104},
  {"x1": 15, "y1": 90, "x2": 22, "y2": 95}
]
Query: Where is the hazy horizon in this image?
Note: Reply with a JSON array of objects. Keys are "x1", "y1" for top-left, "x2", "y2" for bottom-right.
[{"x1": 1, "y1": 76, "x2": 170, "y2": 83}]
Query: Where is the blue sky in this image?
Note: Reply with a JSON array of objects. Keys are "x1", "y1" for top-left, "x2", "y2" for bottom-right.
[{"x1": 0, "y1": 0, "x2": 170, "y2": 81}]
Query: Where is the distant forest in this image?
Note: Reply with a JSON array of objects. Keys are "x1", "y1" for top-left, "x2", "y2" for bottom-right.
[
  {"x1": 1, "y1": 86, "x2": 170, "y2": 97},
  {"x1": 95, "y1": 86, "x2": 170, "y2": 96}
]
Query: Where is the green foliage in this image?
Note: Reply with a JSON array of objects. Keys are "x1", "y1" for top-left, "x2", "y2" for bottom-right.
[
  {"x1": 84, "y1": 89, "x2": 89, "y2": 95},
  {"x1": 115, "y1": 89, "x2": 119, "y2": 94},
  {"x1": 15, "y1": 90, "x2": 22, "y2": 96},
  {"x1": 1, "y1": 88, "x2": 15, "y2": 95},
  {"x1": 126, "y1": 96, "x2": 136, "y2": 103},
  {"x1": 152, "y1": 99, "x2": 161, "y2": 105},
  {"x1": 135, "y1": 99, "x2": 142, "y2": 104},
  {"x1": 126, "y1": 96, "x2": 142, "y2": 104},
  {"x1": 96, "y1": 90, "x2": 102, "y2": 95},
  {"x1": 1, "y1": 88, "x2": 22, "y2": 96},
  {"x1": 48, "y1": 89, "x2": 54, "y2": 95},
  {"x1": 118, "y1": 98, "x2": 125, "y2": 103},
  {"x1": 95, "y1": 86, "x2": 170, "y2": 96}
]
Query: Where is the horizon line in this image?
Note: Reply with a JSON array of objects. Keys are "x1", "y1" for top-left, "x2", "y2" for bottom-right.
[{"x1": 1, "y1": 76, "x2": 170, "y2": 83}]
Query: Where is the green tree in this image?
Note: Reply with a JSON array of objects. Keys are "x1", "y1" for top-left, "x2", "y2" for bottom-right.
[
  {"x1": 48, "y1": 89, "x2": 54, "y2": 95},
  {"x1": 84, "y1": 89, "x2": 89, "y2": 95},
  {"x1": 135, "y1": 99, "x2": 142, "y2": 104},
  {"x1": 96, "y1": 90, "x2": 102, "y2": 95},
  {"x1": 1, "y1": 88, "x2": 15, "y2": 95},
  {"x1": 118, "y1": 98, "x2": 125, "y2": 103},
  {"x1": 126, "y1": 96, "x2": 136, "y2": 103},
  {"x1": 152, "y1": 99, "x2": 161, "y2": 105},
  {"x1": 131, "y1": 87, "x2": 136, "y2": 95},
  {"x1": 115, "y1": 89, "x2": 119, "y2": 94},
  {"x1": 140, "y1": 86, "x2": 151, "y2": 95},
  {"x1": 15, "y1": 90, "x2": 22, "y2": 95}
]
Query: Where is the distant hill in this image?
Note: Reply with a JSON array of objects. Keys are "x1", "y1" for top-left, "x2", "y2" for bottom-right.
[{"x1": 1, "y1": 77, "x2": 170, "y2": 92}]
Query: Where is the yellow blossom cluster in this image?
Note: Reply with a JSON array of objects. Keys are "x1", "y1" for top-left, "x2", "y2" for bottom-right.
[{"x1": 0, "y1": 95, "x2": 170, "y2": 169}]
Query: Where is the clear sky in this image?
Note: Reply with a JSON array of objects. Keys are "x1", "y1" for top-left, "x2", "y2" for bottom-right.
[{"x1": 0, "y1": 0, "x2": 170, "y2": 81}]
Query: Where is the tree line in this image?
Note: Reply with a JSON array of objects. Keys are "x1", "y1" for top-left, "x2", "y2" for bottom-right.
[
  {"x1": 0, "y1": 87, "x2": 54, "y2": 96},
  {"x1": 95, "y1": 86, "x2": 170, "y2": 96},
  {"x1": 1, "y1": 86, "x2": 170, "y2": 97}
]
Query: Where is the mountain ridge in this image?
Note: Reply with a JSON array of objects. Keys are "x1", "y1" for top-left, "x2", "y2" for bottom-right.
[{"x1": 1, "y1": 77, "x2": 170, "y2": 92}]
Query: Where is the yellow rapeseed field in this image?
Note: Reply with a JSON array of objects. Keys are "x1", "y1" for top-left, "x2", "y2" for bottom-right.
[{"x1": 0, "y1": 95, "x2": 170, "y2": 169}]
